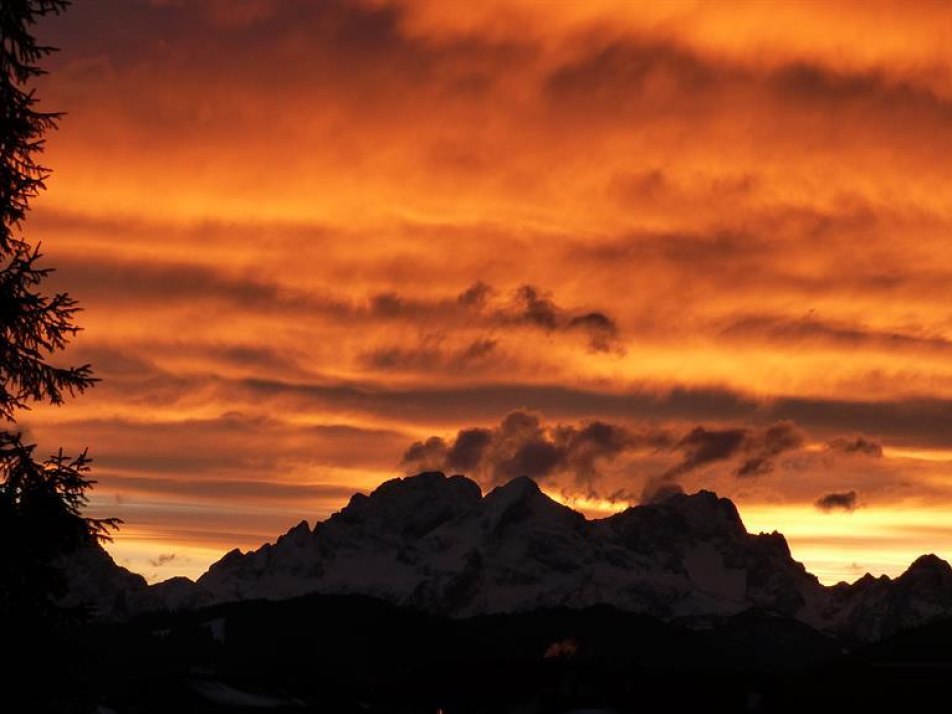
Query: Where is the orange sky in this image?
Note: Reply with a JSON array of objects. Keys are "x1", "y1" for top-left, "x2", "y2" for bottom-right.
[{"x1": 21, "y1": 0, "x2": 952, "y2": 584}]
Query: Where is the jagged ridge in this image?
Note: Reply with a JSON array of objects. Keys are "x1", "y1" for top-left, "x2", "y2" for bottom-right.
[
  {"x1": 75, "y1": 471, "x2": 952, "y2": 642},
  {"x1": 194, "y1": 472, "x2": 819, "y2": 624}
]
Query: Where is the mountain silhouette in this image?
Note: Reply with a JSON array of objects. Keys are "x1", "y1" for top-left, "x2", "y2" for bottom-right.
[
  {"x1": 60, "y1": 471, "x2": 952, "y2": 643},
  {"x1": 192, "y1": 472, "x2": 820, "y2": 619}
]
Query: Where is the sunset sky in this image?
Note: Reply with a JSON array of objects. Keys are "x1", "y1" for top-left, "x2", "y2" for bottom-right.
[{"x1": 24, "y1": 0, "x2": 952, "y2": 584}]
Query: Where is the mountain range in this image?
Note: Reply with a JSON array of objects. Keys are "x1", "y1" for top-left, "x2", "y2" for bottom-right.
[{"x1": 74, "y1": 471, "x2": 952, "y2": 643}]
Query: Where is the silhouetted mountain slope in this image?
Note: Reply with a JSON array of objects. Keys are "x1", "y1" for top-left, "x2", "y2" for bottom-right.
[
  {"x1": 91, "y1": 471, "x2": 952, "y2": 644},
  {"x1": 56, "y1": 541, "x2": 148, "y2": 617},
  {"x1": 195, "y1": 472, "x2": 826, "y2": 622},
  {"x1": 824, "y1": 553, "x2": 952, "y2": 641}
]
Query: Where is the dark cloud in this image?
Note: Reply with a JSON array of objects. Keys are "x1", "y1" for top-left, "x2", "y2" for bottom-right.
[
  {"x1": 736, "y1": 422, "x2": 807, "y2": 477},
  {"x1": 402, "y1": 410, "x2": 668, "y2": 488},
  {"x1": 458, "y1": 338, "x2": 498, "y2": 361},
  {"x1": 457, "y1": 280, "x2": 494, "y2": 308},
  {"x1": 499, "y1": 438, "x2": 563, "y2": 481},
  {"x1": 564, "y1": 206, "x2": 929, "y2": 311},
  {"x1": 815, "y1": 491, "x2": 859, "y2": 512},
  {"x1": 52, "y1": 251, "x2": 622, "y2": 361},
  {"x1": 31, "y1": 414, "x2": 411, "y2": 483},
  {"x1": 566, "y1": 312, "x2": 621, "y2": 353},
  {"x1": 772, "y1": 397, "x2": 952, "y2": 449},
  {"x1": 642, "y1": 421, "x2": 805, "y2": 502},
  {"x1": 402, "y1": 410, "x2": 822, "y2": 504},
  {"x1": 642, "y1": 482, "x2": 685, "y2": 504},
  {"x1": 370, "y1": 292, "x2": 405, "y2": 317},
  {"x1": 363, "y1": 338, "x2": 498, "y2": 373},
  {"x1": 401, "y1": 436, "x2": 448, "y2": 471},
  {"x1": 148, "y1": 553, "x2": 177, "y2": 568},
  {"x1": 103, "y1": 474, "x2": 359, "y2": 503},
  {"x1": 542, "y1": 32, "x2": 952, "y2": 145},
  {"x1": 769, "y1": 61, "x2": 952, "y2": 121},
  {"x1": 544, "y1": 41, "x2": 715, "y2": 117},
  {"x1": 446, "y1": 427, "x2": 493, "y2": 472},
  {"x1": 558, "y1": 420, "x2": 664, "y2": 479},
  {"x1": 67, "y1": 345, "x2": 158, "y2": 379},
  {"x1": 734, "y1": 457, "x2": 773, "y2": 478},
  {"x1": 400, "y1": 412, "x2": 822, "y2": 506},
  {"x1": 493, "y1": 284, "x2": 623, "y2": 352},
  {"x1": 513, "y1": 285, "x2": 560, "y2": 329},
  {"x1": 47, "y1": 0, "x2": 952, "y2": 147},
  {"x1": 676, "y1": 427, "x2": 747, "y2": 472},
  {"x1": 362, "y1": 282, "x2": 623, "y2": 354},
  {"x1": 44, "y1": 0, "x2": 521, "y2": 117},
  {"x1": 567, "y1": 312, "x2": 617, "y2": 332},
  {"x1": 115, "y1": 341, "x2": 312, "y2": 381},
  {"x1": 721, "y1": 314, "x2": 952, "y2": 353},
  {"x1": 51, "y1": 256, "x2": 298, "y2": 310},
  {"x1": 826, "y1": 436, "x2": 884, "y2": 457},
  {"x1": 372, "y1": 283, "x2": 623, "y2": 357},
  {"x1": 642, "y1": 427, "x2": 746, "y2": 503},
  {"x1": 578, "y1": 227, "x2": 768, "y2": 269},
  {"x1": 662, "y1": 421, "x2": 805, "y2": 481},
  {"x1": 106, "y1": 374, "x2": 754, "y2": 427},
  {"x1": 214, "y1": 344, "x2": 309, "y2": 374},
  {"x1": 80, "y1": 366, "x2": 952, "y2": 454},
  {"x1": 204, "y1": 376, "x2": 952, "y2": 451}
]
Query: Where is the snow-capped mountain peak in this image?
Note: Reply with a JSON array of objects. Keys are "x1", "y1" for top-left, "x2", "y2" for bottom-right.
[
  {"x1": 192, "y1": 472, "x2": 822, "y2": 620},
  {"x1": 105, "y1": 471, "x2": 952, "y2": 643}
]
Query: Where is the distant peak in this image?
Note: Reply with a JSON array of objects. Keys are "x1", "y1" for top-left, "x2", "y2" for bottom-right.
[
  {"x1": 652, "y1": 488, "x2": 718, "y2": 505},
  {"x1": 278, "y1": 520, "x2": 312, "y2": 547},
  {"x1": 854, "y1": 572, "x2": 890, "y2": 586},
  {"x1": 656, "y1": 489, "x2": 742, "y2": 521},
  {"x1": 495, "y1": 475, "x2": 542, "y2": 495},
  {"x1": 157, "y1": 575, "x2": 195, "y2": 586},
  {"x1": 481, "y1": 476, "x2": 581, "y2": 531},
  {"x1": 329, "y1": 470, "x2": 482, "y2": 535},
  {"x1": 483, "y1": 476, "x2": 547, "y2": 508},
  {"x1": 617, "y1": 488, "x2": 746, "y2": 539},
  {"x1": 359, "y1": 471, "x2": 483, "y2": 504},
  {"x1": 380, "y1": 470, "x2": 450, "y2": 491},
  {"x1": 904, "y1": 553, "x2": 952, "y2": 577},
  {"x1": 413, "y1": 470, "x2": 449, "y2": 482}
]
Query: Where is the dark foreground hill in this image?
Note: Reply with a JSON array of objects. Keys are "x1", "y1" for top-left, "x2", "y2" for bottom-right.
[{"x1": 13, "y1": 591, "x2": 952, "y2": 713}]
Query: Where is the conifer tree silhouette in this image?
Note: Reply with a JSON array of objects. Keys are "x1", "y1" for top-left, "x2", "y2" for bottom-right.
[{"x1": 0, "y1": 0, "x2": 119, "y2": 622}]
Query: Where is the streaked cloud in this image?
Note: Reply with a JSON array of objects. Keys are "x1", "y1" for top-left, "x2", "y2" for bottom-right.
[{"x1": 816, "y1": 491, "x2": 860, "y2": 513}]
